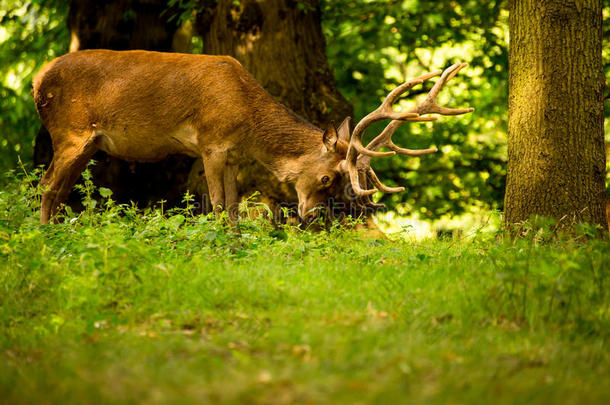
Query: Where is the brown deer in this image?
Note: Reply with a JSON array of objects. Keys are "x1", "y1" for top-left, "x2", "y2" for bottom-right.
[{"x1": 32, "y1": 50, "x2": 473, "y2": 224}]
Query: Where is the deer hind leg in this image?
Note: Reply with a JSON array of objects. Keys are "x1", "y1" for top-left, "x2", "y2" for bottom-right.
[{"x1": 40, "y1": 131, "x2": 99, "y2": 224}]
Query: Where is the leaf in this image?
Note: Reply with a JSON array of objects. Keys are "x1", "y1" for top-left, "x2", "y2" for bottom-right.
[
  {"x1": 167, "y1": 214, "x2": 185, "y2": 231},
  {"x1": 205, "y1": 231, "x2": 218, "y2": 242},
  {"x1": 98, "y1": 187, "x2": 113, "y2": 198}
]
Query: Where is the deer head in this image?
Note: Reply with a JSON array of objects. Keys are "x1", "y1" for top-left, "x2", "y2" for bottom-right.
[
  {"x1": 296, "y1": 63, "x2": 474, "y2": 223},
  {"x1": 292, "y1": 118, "x2": 351, "y2": 223}
]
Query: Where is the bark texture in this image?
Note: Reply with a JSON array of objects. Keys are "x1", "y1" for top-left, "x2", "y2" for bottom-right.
[
  {"x1": 193, "y1": 0, "x2": 353, "y2": 212},
  {"x1": 505, "y1": 0, "x2": 607, "y2": 230}
]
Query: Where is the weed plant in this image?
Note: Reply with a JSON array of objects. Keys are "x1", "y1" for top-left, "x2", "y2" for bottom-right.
[{"x1": 0, "y1": 169, "x2": 609, "y2": 404}]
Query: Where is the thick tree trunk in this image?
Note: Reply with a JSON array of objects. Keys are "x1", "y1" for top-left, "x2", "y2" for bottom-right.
[
  {"x1": 193, "y1": 0, "x2": 353, "y2": 215},
  {"x1": 505, "y1": 0, "x2": 607, "y2": 231}
]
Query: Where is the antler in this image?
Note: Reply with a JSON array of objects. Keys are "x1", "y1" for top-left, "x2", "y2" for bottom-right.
[{"x1": 342, "y1": 63, "x2": 474, "y2": 197}]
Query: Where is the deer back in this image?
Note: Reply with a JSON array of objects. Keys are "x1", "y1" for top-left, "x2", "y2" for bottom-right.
[{"x1": 33, "y1": 50, "x2": 285, "y2": 160}]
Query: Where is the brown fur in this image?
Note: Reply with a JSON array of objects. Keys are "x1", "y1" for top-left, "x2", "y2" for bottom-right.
[{"x1": 33, "y1": 50, "x2": 348, "y2": 223}]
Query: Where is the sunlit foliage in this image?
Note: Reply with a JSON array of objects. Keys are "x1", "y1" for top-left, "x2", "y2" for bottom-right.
[{"x1": 0, "y1": 0, "x2": 69, "y2": 173}]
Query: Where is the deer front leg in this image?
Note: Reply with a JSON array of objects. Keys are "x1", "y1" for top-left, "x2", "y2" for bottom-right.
[
  {"x1": 201, "y1": 152, "x2": 227, "y2": 217},
  {"x1": 223, "y1": 161, "x2": 239, "y2": 223}
]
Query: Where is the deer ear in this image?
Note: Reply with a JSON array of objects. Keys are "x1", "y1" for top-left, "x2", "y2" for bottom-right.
[
  {"x1": 322, "y1": 121, "x2": 338, "y2": 152},
  {"x1": 337, "y1": 116, "x2": 351, "y2": 143}
]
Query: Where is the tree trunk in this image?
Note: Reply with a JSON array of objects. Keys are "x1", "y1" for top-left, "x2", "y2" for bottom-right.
[
  {"x1": 505, "y1": 0, "x2": 607, "y2": 231},
  {"x1": 193, "y1": 0, "x2": 353, "y2": 216}
]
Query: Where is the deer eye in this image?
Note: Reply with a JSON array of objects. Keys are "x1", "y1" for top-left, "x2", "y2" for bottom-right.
[{"x1": 321, "y1": 175, "x2": 331, "y2": 185}]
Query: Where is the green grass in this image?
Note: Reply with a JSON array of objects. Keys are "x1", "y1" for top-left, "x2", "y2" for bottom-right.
[{"x1": 1, "y1": 171, "x2": 609, "y2": 404}]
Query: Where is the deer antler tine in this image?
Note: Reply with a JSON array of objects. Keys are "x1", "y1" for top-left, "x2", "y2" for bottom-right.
[
  {"x1": 391, "y1": 112, "x2": 420, "y2": 121},
  {"x1": 354, "y1": 143, "x2": 395, "y2": 158},
  {"x1": 367, "y1": 168, "x2": 405, "y2": 193},
  {"x1": 410, "y1": 63, "x2": 473, "y2": 117},
  {"x1": 446, "y1": 63, "x2": 467, "y2": 82},
  {"x1": 406, "y1": 116, "x2": 438, "y2": 122},
  {"x1": 426, "y1": 66, "x2": 455, "y2": 100},
  {"x1": 355, "y1": 173, "x2": 386, "y2": 210},
  {"x1": 384, "y1": 79, "x2": 424, "y2": 107},
  {"x1": 360, "y1": 120, "x2": 403, "y2": 162},
  {"x1": 389, "y1": 143, "x2": 438, "y2": 156},
  {"x1": 424, "y1": 63, "x2": 463, "y2": 103},
  {"x1": 415, "y1": 70, "x2": 443, "y2": 82},
  {"x1": 345, "y1": 162, "x2": 377, "y2": 196},
  {"x1": 431, "y1": 106, "x2": 475, "y2": 115},
  {"x1": 352, "y1": 182, "x2": 378, "y2": 196},
  {"x1": 355, "y1": 193, "x2": 385, "y2": 211},
  {"x1": 357, "y1": 114, "x2": 440, "y2": 170}
]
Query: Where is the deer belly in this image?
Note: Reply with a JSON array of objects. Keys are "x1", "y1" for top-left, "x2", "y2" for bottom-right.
[{"x1": 95, "y1": 124, "x2": 200, "y2": 162}]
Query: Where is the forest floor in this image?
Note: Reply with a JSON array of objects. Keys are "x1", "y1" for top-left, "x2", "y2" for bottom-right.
[{"x1": 1, "y1": 172, "x2": 610, "y2": 404}]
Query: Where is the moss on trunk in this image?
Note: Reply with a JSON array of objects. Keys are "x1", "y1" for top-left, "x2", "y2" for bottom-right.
[{"x1": 505, "y1": 0, "x2": 607, "y2": 231}]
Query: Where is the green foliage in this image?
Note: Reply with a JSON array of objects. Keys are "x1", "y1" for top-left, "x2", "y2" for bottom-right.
[
  {"x1": 1, "y1": 171, "x2": 610, "y2": 403},
  {"x1": 0, "y1": 0, "x2": 69, "y2": 176}
]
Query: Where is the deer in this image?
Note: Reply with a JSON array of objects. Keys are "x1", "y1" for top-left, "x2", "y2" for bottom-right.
[{"x1": 32, "y1": 49, "x2": 473, "y2": 225}]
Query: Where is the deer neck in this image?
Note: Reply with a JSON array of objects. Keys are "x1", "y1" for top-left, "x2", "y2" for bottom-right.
[{"x1": 249, "y1": 102, "x2": 323, "y2": 183}]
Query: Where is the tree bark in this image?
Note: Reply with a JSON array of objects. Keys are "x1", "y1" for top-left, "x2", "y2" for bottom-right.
[
  {"x1": 193, "y1": 0, "x2": 353, "y2": 215},
  {"x1": 505, "y1": 0, "x2": 607, "y2": 231}
]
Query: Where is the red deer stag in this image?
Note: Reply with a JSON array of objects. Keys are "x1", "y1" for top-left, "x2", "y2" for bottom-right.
[{"x1": 32, "y1": 50, "x2": 472, "y2": 224}]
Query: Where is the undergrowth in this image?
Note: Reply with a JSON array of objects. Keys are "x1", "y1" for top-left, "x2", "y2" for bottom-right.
[{"x1": 0, "y1": 169, "x2": 609, "y2": 404}]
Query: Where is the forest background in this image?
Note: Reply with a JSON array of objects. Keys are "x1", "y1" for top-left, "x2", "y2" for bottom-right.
[{"x1": 1, "y1": 0, "x2": 609, "y2": 233}]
